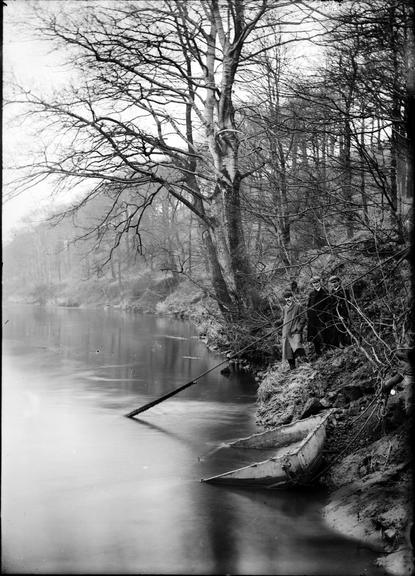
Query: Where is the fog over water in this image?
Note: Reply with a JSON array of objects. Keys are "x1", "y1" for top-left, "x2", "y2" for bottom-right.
[{"x1": 2, "y1": 305, "x2": 385, "y2": 574}]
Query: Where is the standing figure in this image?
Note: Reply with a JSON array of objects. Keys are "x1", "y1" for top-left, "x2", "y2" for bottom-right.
[
  {"x1": 327, "y1": 275, "x2": 352, "y2": 347},
  {"x1": 281, "y1": 290, "x2": 307, "y2": 370},
  {"x1": 307, "y1": 275, "x2": 330, "y2": 357}
]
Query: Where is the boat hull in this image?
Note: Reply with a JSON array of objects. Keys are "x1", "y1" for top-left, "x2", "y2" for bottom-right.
[{"x1": 201, "y1": 410, "x2": 333, "y2": 488}]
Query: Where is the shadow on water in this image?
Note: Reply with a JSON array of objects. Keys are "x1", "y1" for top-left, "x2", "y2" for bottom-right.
[
  {"x1": 132, "y1": 416, "x2": 234, "y2": 463},
  {"x1": 130, "y1": 416, "x2": 206, "y2": 452}
]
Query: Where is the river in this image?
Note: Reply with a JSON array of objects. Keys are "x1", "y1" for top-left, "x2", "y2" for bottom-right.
[{"x1": 2, "y1": 304, "x2": 386, "y2": 575}]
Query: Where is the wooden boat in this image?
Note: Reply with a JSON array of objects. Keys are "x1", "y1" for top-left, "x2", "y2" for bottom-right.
[{"x1": 201, "y1": 409, "x2": 334, "y2": 488}]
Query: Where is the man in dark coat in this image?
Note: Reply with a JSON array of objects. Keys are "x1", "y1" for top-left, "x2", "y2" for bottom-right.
[
  {"x1": 327, "y1": 275, "x2": 352, "y2": 347},
  {"x1": 307, "y1": 276, "x2": 330, "y2": 356},
  {"x1": 281, "y1": 290, "x2": 307, "y2": 370}
]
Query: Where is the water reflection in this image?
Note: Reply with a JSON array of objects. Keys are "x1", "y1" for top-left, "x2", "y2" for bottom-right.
[
  {"x1": 2, "y1": 305, "x2": 385, "y2": 575},
  {"x1": 3, "y1": 305, "x2": 254, "y2": 402}
]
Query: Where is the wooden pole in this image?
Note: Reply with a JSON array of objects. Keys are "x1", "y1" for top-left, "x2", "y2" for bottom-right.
[
  {"x1": 125, "y1": 379, "x2": 199, "y2": 418},
  {"x1": 124, "y1": 357, "x2": 234, "y2": 418}
]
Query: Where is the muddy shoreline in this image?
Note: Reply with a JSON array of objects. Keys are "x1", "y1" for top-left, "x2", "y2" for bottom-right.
[{"x1": 254, "y1": 350, "x2": 413, "y2": 576}]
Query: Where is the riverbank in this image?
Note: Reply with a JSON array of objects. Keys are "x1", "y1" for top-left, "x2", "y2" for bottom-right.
[
  {"x1": 158, "y1": 287, "x2": 414, "y2": 574},
  {"x1": 255, "y1": 349, "x2": 413, "y2": 576},
  {"x1": 322, "y1": 423, "x2": 413, "y2": 576}
]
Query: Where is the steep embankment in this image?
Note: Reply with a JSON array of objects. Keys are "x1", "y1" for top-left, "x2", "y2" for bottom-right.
[
  {"x1": 160, "y1": 271, "x2": 413, "y2": 574},
  {"x1": 255, "y1": 347, "x2": 413, "y2": 575}
]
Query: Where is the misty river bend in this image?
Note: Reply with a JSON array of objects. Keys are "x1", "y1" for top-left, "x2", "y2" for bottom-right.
[{"x1": 2, "y1": 305, "x2": 386, "y2": 575}]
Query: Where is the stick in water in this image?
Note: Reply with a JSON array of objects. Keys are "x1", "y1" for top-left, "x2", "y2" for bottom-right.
[{"x1": 124, "y1": 379, "x2": 199, "y2": 418}]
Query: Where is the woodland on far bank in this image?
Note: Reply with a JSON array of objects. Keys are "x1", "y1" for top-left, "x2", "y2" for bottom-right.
[{"x1": 3, "y1": 217, "x2": 412, "y2": 366}]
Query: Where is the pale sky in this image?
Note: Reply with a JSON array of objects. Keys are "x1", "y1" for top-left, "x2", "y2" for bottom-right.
[{"x1": 3, "y1": 1, "x2": 73, "y2": 241}]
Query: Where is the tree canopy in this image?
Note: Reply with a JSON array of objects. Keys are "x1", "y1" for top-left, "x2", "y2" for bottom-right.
[{"x1": 5, "y1": 0, "x2": 414, "y2": 335}]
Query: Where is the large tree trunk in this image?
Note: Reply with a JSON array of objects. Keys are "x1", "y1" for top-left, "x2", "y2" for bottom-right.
[
  {"x1": 202, "y1": 225, "x2": 236, "y2": 317},
  {"x1": 388, "y1": 4, "x2": 407, "y2": 240},
  {"x1": 191, "y1": 187, "x2": 235, "y2": 316},
  {"x1": 203, "y1": 7, "x2": 260, "y2": 316},
  {"x1": 405, "y1": 1, "x2": 415, "y2": 201},
  {"x1": 342, "y1": 111, "x2": 354, "y2": 239},
  {"x1": 222, "y1": 173, "x2": 255, "y2": 307}
]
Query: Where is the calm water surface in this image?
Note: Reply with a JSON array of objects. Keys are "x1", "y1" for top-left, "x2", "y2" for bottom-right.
[{"x1": 2, "y1": 305, "x2": 385, "y2": 575}]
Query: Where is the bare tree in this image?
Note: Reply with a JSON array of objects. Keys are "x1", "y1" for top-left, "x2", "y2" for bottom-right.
[{"x1": 10, "y1": 0, "x2": 307, "y2": 319}]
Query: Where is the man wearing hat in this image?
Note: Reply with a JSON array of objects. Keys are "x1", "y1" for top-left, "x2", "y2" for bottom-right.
[
  {"x1": 281, "y1": 289, "x2": 307, "y2": 369},
  {"x1": 327, "y1": 275, "x2": 352, "y2": 347},
  {"x1": 307, "y1": 275, "x2": 330, "y2": 357}
]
